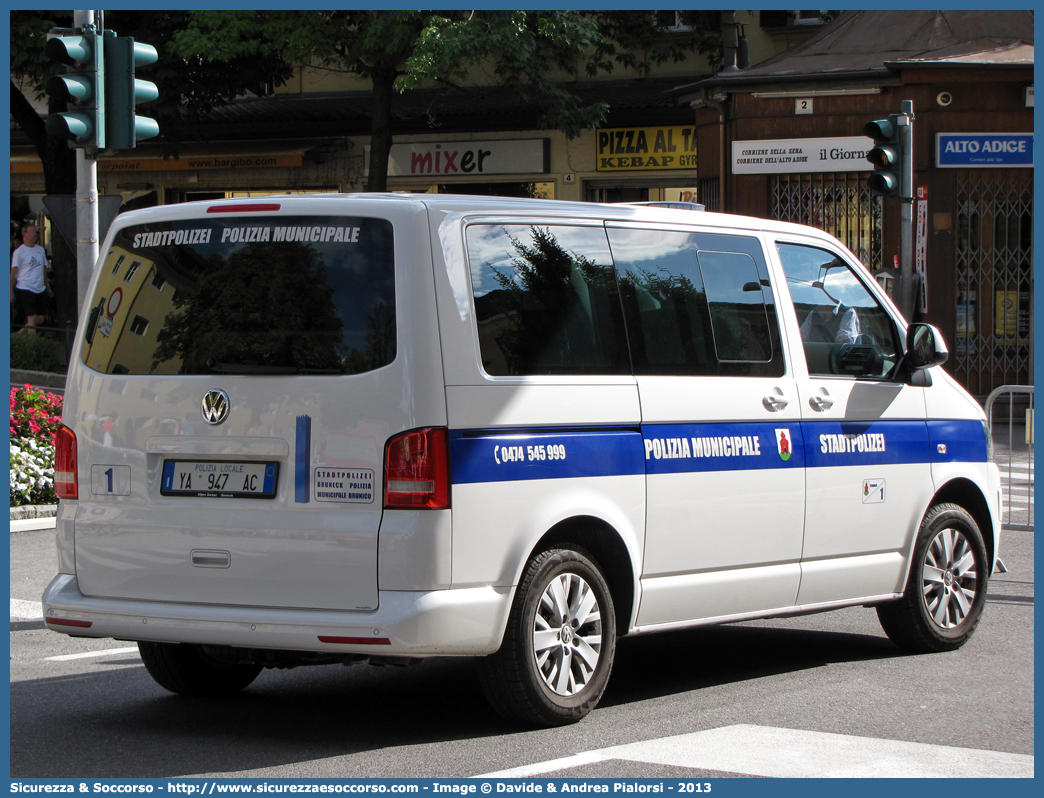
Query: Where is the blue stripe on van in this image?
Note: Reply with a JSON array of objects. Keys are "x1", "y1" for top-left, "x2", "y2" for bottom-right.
[
  {"x1": 449, "y1": 429, "x2": 645, "y2": 485},
  {"x1": 641, "y1": 422, "x2": 803, "y2": 474},
  {"x1": 927, "y1": 419, "x2": 989, "y2": 463},
  {"x1": 449, "y1": 418, "x2": 982, "y2": 486},
  {"x1": 295, "y1": 415, "x2": 311, "y2": 502},
  {"x1": 803, "y1": 420, "x2": 931, "y2": 468}
]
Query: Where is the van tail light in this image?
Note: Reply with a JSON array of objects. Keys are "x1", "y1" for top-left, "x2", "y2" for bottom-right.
[
  {"x1": 54, "y1": 424, "x2": 78, "y2": 500},
  {"x1": 384, "y1": 427, "x2": 450, "y2": 509}
]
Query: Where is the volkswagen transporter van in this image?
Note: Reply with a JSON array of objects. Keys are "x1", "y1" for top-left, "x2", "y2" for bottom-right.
[{"x1": 44, "y1": 195, "x2": 1001, "y2": 726}]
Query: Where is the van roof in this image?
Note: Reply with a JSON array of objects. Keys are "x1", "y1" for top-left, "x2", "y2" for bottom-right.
[{"x1": 108, "y1": 193, "x2": 840, "y2": 245}]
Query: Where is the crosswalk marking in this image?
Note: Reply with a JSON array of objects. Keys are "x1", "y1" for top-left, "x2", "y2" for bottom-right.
[
  {"x1": 476, "y1": 724, "x2": 1034, "y2": 778},
  {"x1": 10, "y1": 598, "x2": 42, "y2": 619},
  {"x1": 45, "y1": 646, "x2": 139, "y2": 662}
]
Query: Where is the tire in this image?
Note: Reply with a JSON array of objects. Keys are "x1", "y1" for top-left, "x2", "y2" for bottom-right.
[
  {"x1": 479, "y1": 547, "x2": 616, "y2": 727},
  {"x1": 138, "y1": 642, "x2": 262, "y2": 697},
  {"x1": 877, "y1": 503, "x2": 988, "y2": 653}
]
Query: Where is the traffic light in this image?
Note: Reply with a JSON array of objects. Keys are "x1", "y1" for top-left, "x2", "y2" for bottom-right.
[
  {"x1": 104, "y1": 36, "x2": 160, "y2": 149},
  {"x1": 44, "y1": 27, "x2": 105, "y2": 149},
  {"x1": 863, "y1": 115, "x2": 902, "y2": 197}
]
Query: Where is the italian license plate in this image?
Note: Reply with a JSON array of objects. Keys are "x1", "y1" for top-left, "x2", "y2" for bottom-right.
[{"x1": 161, "y1": 460, "x2": 279, "y2": 499}]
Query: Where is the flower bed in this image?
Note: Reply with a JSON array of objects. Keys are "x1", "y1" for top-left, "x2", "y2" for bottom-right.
[{"x1": 10, "y1": 384, "x2": 63, "y2": 507}]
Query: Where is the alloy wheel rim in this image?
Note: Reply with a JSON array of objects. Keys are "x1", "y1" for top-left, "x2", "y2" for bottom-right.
[
  {"x1": 921, "y1": 527, "x2": 979, "y2": 629},
  {"x1": 532, "y1": 572, "x2": 603, "y2": 696}
]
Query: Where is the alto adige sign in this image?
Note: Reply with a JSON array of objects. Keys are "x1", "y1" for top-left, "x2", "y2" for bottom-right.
[
  {"x1": 936, "y1": 133, "x2": 1033, "y2": 168},
  {"x1": 732, "y1": 136, "x2": 873, "y2": 174}
]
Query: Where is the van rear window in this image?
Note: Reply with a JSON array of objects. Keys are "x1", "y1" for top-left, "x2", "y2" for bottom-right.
[{"x1": 81, "y1": 216, "x2": 395, "y2": 376}]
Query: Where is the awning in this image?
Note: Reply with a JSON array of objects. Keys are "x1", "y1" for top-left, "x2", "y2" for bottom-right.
[{"x1": 10, "y1": 139, "x2": 344, "y2": 175}]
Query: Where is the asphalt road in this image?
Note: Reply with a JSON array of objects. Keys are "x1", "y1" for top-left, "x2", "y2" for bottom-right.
[{"x1": 10, "y1": 523, "x2": 1034, "y2": 779}]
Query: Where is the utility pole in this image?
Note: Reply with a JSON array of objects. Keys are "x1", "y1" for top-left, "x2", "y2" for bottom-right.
[
  {"x1": 897, "y1": 100, "x2": 915, "y2": 321},
  {"x1": 73, "y1": 9, "x2": 99, "y2": 314}
]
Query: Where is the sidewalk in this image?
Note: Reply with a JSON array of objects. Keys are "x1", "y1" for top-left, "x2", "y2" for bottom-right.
[{"x1": 10, "y1": 504, "x2": 58, "y2": 533}]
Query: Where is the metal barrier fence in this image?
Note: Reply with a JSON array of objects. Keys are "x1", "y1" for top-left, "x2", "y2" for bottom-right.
[{"x1": 985, "y1": 385, "x2": 1034, "y2": 531}]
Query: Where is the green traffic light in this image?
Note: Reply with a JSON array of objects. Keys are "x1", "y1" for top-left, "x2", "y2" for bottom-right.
[
  {"x1": 134, "y1": 79, "x2": 159, "y2": 105},
  {"x1": 132, "y1": 41, "x2": 159, "y2": 67},
  {"x1": 868, "y1": 172, "x2": 899, "y2": 195},
  {"x1": 867, "y1": 144, "x2": 900, "y2": 169},
  {"x1": 103, "y1": 35, "x2": 160, "y2": 149},
  {"x1": 45, "y1": 112, "x2": 93, "y2": 144},
  {"x1": 863, "y1": 118, "x2": 897, "y2": 141},
  {"x1": 44, "y1": 29, "x2": 103, "y2": 149},
  {"x1": 45, "y1": 73, "x2": 94, "y2": 104},
  {"x1": 134, "y1": 116, "x2": 160, "y2": 141},
  {"x1": 44, "y1": 35, "x2": 92, "y2": 66}
]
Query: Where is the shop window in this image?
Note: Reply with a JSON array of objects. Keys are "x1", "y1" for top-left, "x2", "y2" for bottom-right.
[
  {"x1": 953, "y1": 169, "x2": 1033, "y2": 394},
  {"x1": 770, "y1": 173, "x2": 882, "y2": 271},
  {"x1": 586, "y1": 187, "x2": 649, "y2": 203},
  {"x1": 439, "y1": 182, "x2": 554, "y2": 199}
]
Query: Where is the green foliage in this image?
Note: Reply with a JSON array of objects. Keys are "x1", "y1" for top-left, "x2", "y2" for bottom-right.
[
  {"x1": 10, "y1": 383, "x2": 63, "y2": 505},
  {"x1": 169, "y1": 9, "x2": 726, "y2": 166},
  {"x1": 10, "y1": 439, "x2": 57, "y2": 507},
  {"x1": 171, "y1": 11, "x2": 429, "y2": 83},
  {"x1": 10, "y1": 333, "x2": 66, "y2": 373},
  {"x1": 403, "y1": 11, "x2": 725, "y2": 136}
]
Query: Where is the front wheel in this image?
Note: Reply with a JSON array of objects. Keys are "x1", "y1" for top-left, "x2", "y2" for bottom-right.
[
  {"x1": 138, "y1": 642, "x2": 262, "y2": 697},
  {"x1": 479, "y1": 547, "x2": 616, "y2": 726},
  {"x1": 877, "y1": 503, "x2": 988, "y2": 652}
]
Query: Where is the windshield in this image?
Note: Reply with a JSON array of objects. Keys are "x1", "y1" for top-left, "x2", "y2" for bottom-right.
[{"x1": 81, "y1": 215, "x2": 395, "y2": 376}]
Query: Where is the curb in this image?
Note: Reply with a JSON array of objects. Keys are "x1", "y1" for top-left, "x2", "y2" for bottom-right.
[
  {"x1": 10, "y1": 370, "x2": 67, "y2": 393},
  {"x1": 11, "y1": 516, "x2": 57, "y2": 533},
  {"x1": 10, "y1": 504, "x2": 58, "y2": 521}
]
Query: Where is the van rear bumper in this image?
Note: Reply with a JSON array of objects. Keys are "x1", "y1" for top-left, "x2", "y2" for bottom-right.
[{"x1": 42, "y1": 574, "x2": 513, "y2": 656}]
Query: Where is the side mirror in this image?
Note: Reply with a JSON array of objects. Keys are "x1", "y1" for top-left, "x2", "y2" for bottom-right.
[{"x1": 906, "y1": 323, "x2": 948, "y2": 370}]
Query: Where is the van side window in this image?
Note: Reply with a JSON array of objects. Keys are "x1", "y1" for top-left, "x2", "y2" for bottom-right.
[
  {"x1": 698, "y1": 250, "x2": 773, "y2": 363},
  {"x1": 467, "y1": 225, "x2": 629, "y2": 376},
  {"x1": 777, "y1": 242, "x2": 900, "y2": 379},
  {"x1": 606, "y1": 228, "x2": 784, "y2": 377}
]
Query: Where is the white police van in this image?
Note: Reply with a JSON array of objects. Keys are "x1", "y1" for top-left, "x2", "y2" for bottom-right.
[{"x1": 44, "y1": 194, "x2": 1001, "y2": 726}]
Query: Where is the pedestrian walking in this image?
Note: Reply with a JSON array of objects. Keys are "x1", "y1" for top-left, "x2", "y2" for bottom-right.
[{"x1": 10, "y1": 223, "x2": 53, "y2": 335}]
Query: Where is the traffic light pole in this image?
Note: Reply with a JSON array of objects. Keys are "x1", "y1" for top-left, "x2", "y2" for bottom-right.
[
  {"x1": 898, "y1": 100, "x2": 915, "y2": 321},
  {"x1": 73, "y1": 9, "x2": 99, "y2": 315}
]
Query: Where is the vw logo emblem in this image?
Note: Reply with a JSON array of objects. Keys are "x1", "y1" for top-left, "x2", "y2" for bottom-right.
[{"x1": 201, "y1": 389, "x2": 230, "y2": 425}]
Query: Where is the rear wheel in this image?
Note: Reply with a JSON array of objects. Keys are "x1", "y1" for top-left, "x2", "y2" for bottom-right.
[
  {"x1": 877, "y1": 503, "x2": 988, "y2": 652},
  {"x1": 138, "y1": 642, "x2": 262, "y2": 697},
  {"x1": 479, "y1": 547, "x2": 616, "y2": 726}
]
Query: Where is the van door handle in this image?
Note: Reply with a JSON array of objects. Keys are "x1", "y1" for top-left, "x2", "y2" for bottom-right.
[
  {"x1": 809, "y1": 395, "x2": 835, "y2": 412},
  {"x1": 762, "y1": 392, "x2": 789, "y2": 412}
]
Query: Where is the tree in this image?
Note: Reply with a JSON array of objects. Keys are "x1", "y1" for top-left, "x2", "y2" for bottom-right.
[
  {"x1": 172, "y1": 10, "x2": 725, "y2": 191},
  {"x1": 404, "y1": 10, "x2": 726, "y2": 135},
  {"x1": 10, "y1": 10, "x2": 293, "y2": 327},
  {"x1": 172, "y1": 10, "x2": 435, "y2": 193}
]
